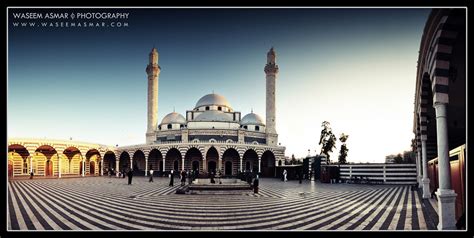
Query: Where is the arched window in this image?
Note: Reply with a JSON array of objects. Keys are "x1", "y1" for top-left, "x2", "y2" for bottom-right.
[
  {"x1": 218, "y1": 106, "x2": 222, "y2": 111},
  {"x1": 255, "y1": 126, "x2": 260, "y2": 131},
  {"x1": 158, "y1": 126, "x2": 161, "y2": 130},
  {"x1": 167, "y1": 124, "x2": 172, "y2": 129},
  {"x1": 244, "y1": 125, "x2": 248, "y2": 129},
  {"x1": 180, "y1": 124, "x2": 184, "y2": 128},
  {"x1": 205, "y1": 106, "x2": 210, "y2": 111}
]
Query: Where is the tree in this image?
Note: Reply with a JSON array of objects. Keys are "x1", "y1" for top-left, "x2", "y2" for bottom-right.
[
  {"x1": 393, "y1": 153, "x2": 404, "y2": 164},
  {"x1": 338, "y1": 133, "x2": 349, "y2": 164},
  {"x1": 319, "y1": 121, "x2": 337, "y2": 163}
]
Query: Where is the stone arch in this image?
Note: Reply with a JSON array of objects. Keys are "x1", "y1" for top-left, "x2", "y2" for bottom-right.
[
  {"x1": 103, "y1": 151, "x2": 116, "y2": 174},
  {"x1": 243, "y1": 149, "x2": 258, "y2": 173},
  {"x1": 36, "y1": 145, "x2": 58, "y2": 176},
  {"x1": 185, "y1": 147, "x2": 203, "y2": 174},
  {"x1": 261, "y1": 150, "x2": 276, "y2": 177},
  {"x1": 8, "y1": 144, "x2": 30, "y2": 176},
  {"x1": 63, "y1": 146, "x2": 82, "y2": 175},
  {"x1": 132, "y1": 149, "x2": 146, "y2": 175},
  {"x1": 119, "y1": 151, "x2": 131, "y2": 172},
  {"x1": 206, "y1": 146, "x2": 219, "y2": 174},
  {"x1": 165, "y1": 148, "x2": 181, "y2": 172},
  {"x1": 148, "y1": 148, "x2": 162, "y2": 172},
  {"x1": 222, "y1": 147, "x2": 239, "y2": 176},
  {"x1": 85, "y1": 149, "x2": 101, "y2": 176}
]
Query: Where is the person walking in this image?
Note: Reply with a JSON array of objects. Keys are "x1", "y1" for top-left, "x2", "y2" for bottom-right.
[
  {"x1": 127, "y1": 169, "x2": 133, "y2": 185},
  {"x1": 149, "y1": 169, "x2": 154, "y2": 182},
  {"x1": 30, "y1": 171, "x2": 34, "y2": 179},
  {"x1": 253, "y1": 175, "x2": 259, "y2": 194},
  {"x1": 169, "y1": 169, "x2": 174, "y2": 187},
  {"x1": 283, "y1": 169, "x2": 288, "y2": 182}
]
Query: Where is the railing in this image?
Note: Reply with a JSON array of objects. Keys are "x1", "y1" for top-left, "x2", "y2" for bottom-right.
[{"x1": 339, "y1": 163, "x2": 417, "y2": 185}]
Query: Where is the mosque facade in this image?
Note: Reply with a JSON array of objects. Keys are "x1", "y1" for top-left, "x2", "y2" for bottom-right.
[{"x1": 7, "y1": 47, "x2": 286, "y2": 179}]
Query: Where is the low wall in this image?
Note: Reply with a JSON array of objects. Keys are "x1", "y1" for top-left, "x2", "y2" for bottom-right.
[{"x1": 339, "y1": 163, "x2": 417, "y2": 185}]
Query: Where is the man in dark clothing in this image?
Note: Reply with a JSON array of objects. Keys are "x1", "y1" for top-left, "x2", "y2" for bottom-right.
[
  {"x1": 169, "y1": 170, "x2": 174, "y2": 187},
  {"x1": 210, "y1": 172, "x2": 216, "y2": 184},
  {"x1": 127, "y1": 170, "x2": 133, "y2": 185},
  {"x1": 253, "y1": 175, "x2": 259, "y2": 194}
]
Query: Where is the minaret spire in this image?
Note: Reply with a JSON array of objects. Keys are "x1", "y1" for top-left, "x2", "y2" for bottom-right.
[
  {"x1": 264, "y1": 47, "x2": 279, "y2": 146},
  {"x1": 146, "y1": 47, "x2": 161, "y2": 144}
]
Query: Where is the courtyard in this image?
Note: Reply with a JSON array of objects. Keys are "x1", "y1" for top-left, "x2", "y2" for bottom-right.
[{"x1": 7, "y1": 176, "x2": 438, "y2": 230}]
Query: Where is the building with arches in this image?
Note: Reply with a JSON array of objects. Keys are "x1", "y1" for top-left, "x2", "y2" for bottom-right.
[
  {"x1": 412, "y1": 9, "x2": 466, "y2": 230},
  {"x1": 8, "y1": 47, "x2": 285, "y2": 179},
  {"x1": 121, "y1": 47, "x2": 285, "y2": 177}
]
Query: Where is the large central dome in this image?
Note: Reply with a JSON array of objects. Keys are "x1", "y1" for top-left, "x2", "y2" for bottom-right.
[{"x1": 194, "y1": 93, "x2": 232, "y2": 110}]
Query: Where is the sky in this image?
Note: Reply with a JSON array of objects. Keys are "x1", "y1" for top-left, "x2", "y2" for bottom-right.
[{"x1": 7, "y1": 8, "x2": 431, "y2": 163}]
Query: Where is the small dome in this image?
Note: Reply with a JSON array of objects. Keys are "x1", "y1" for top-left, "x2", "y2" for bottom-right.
[
  {"x1": 160, "y1": 112, "x2": 186, "y2": 125},
  {"x1": 241, "y1": 112, "x2": 265, "y2": 126},
  {"x1": 194, "y1": 111, "x2": 232, "y2": 122},
  {"x1": 194, "y1": 93, "x2": 232, "y2": 110}
]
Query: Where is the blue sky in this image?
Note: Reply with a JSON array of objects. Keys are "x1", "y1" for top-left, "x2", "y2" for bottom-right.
[{"x1": 8, "y1": 8, "x2": 431, "y2": 162}]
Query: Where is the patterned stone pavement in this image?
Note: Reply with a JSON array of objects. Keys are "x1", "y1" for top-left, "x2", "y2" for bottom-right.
[{"x1": 7, "y1": 177, "x2": 438, "y2": 230}]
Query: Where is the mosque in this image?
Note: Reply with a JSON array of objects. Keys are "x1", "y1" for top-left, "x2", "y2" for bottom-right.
[{"x1": 7, "y1": 48, "x2": 286, "y2": 178}]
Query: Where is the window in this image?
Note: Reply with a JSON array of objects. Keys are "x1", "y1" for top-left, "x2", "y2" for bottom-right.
[
  {"x1": 244, "y1": 126, "x2": 248, "y2": 129},
  {"x1": 180, "y1": 124, "x2": 184, "y2": 128},
  {"x1": 255, "y1": 126, "x2": 260, "y2": 131},
  {"x1": 158, "y1": 126, "x2": 161, "y2": 130},
  {"x1": 205, "y1": 106, "x2": 210, "y2": 111},
  {"x1": 167, "y1": 124, "x2": 172, "y2": 129},
  {"x1": 218, "y1": 106, "x2": 222, "y2": 111}
]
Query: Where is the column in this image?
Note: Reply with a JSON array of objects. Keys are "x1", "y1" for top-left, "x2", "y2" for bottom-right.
[
  {"x1": 421, "y1": 139, "x2": 430, "y2": 198},
  {"x1": 58, "y1": 154, "x2": 62, "y2": 178},
  {"x1": 100, "y1": 158, "x2": 104, "y2": 176},
  {"x1": 29, "y1": 156, "x2": 33, "y2": 173},
  {"x1": 181, "y1": 158, "x2": 184, "y2": 171},
  {"x1": 115, "y1": 159, "x2": 119, "y2": 173},
  {"x1": 130, "y1": 158, "x2": 133, "y2": 169},
  {"x1": 203, "y1": 158, "x2": 207, "y2": 173},
  {"x1": 145, "y1": 156, "x2": 148, "y2": 176},
  {"x1": 258, "y1": 156, "x2": 261, "y2": 173},
  {"x1": 434, "y1": 103, "x2": 457, "y2": 230},
  {"x1": 218, "y1": 158, "x2": 222, "y2": 173},
  {"x1": 162, "y1": 158, "x2": 165, "y2": 172},
  {"x1": 240, "y1": 158, "x2": 243, "y2": 172},
  {"x1": 82, "y1": 156, "x2": 85, "y2": 177},
  {"x1": 417, "y1": 148, "x2": 423, "y2": 188}
]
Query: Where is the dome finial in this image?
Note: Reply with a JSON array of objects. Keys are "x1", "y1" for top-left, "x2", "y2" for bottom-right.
[
  {"x1": 173, "y1": 106, "x2": 175, "y2": 112},
  {"x1": 251, "y1": 108, "x2": 253, "y2": 113}
]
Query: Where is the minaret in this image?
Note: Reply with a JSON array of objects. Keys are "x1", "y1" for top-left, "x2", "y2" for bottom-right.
[
  {"x1": 145, "y1": 47, "x2": 160, "y2": 144},
  {"x1": 264, "y1": 47, "x2": 279, "y2": 146}
]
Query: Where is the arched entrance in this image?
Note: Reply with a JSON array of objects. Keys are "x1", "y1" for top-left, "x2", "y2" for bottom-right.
[
  {"x1": 64, "y1": 147, "x2": 82, "y2": 175},
  {"x1": 165, "y1": 148, "x2": 181, "y2": 172},
  {"x1": 208, "y1": 161, "x2": 216, "y2": 173},
  {"x1": 243, "y1": 149, "x2": 258, "y2": 173},
  {"x1": 8, "y1": 144, "x2": 30, "y2": 176},
  {"x1": 46, "y1": 160, "x2": 53, "y2": 176},
  {"x1": 192, "y1": 161, "x2": 199, "y2": 171},
  {"x1": 261, "y1": 150, "x2": 276, "y2": 177},
  {"x1": 174, "y1": 160, "x2": 179, "y2": 171},
  {"x1": 104, "y1": 151, "x2": 116, "y2": 174},
  {"x1": 206, "y1": 147, "x2": 219, "y2": 174},
  {"x1": 90, "y1": 161, "x2": 95, "y2": 175},
  {"x1": 132, "y1": 150, "x2": 146, "y2": 175},
  {"x1": 149, "y1": 149, "x2": 162, "y2": 172},
  {"x1": 185, "y1": 147, "x2": 203, "y2": 175},
  {"x1": 119, "y1": 151, "x2": 130, "y2": 173},
  {"x1": 225, "y1": 161, "x2": 232, "y2": 176}
]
